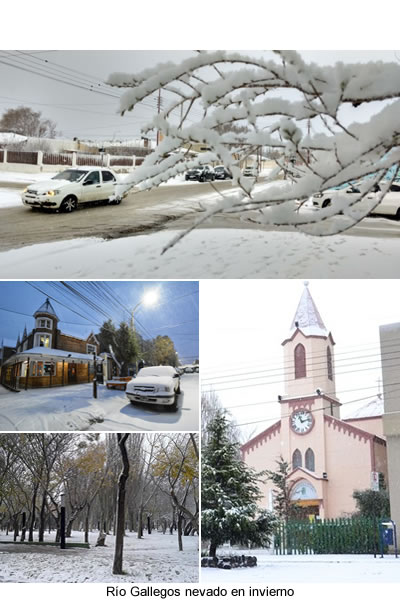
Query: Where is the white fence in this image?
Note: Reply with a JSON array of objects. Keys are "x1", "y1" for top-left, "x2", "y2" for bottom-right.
[{"x1": 0, "y1": 149, "x2": 142, "y2": 173}]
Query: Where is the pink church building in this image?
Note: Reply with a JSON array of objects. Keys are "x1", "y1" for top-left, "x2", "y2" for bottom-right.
[{"x1": 241, "y1": 283, "x2": 387, "y2": 519}]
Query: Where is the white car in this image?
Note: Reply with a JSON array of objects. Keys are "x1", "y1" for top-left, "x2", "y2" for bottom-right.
[
  {"x1": 243, "y1": 166, "x2": 258, "y2": 177},
  {"x1": 22, "y1": 167, "x2": 120, "y2": 212},
  {"x1": 309, "y1": 181, "x2": 400, "y2": 218},
  {"x1": 125, "y1": 366, "x2": 181, "y2": 412}
]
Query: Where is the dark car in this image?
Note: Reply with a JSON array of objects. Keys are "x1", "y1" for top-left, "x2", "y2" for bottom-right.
[
  {"x1": 214, "y1": 165, "x2": 233, "y2": 180},
  {"x1": 185, "y1": 166, "x2": 215, "y2": 182}
]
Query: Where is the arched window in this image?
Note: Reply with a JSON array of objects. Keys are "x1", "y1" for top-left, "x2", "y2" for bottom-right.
[
  {"x1": 292, "y1": 449, "x2": 302, "y2": 469},
  {"x1": 305, "y1": 448, "x2": 315, "y2": 471},
  {"x1": 327, "y1": 346, "x2": 333, "y2": 380},
  {"x1": 294, "y1": 343, "x2": 306, "y2": 379}
]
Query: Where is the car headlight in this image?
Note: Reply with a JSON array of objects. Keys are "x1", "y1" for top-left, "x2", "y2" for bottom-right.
[
  {"x1": 313, "y1": 193, "x2": 323, "y2": 198},
  {"x1": 161, "y1": 385, "x2": 171, "y2": 392},
  {"x1": 23, "y1": 187, "x2": 28, "y2": 193},
  {"x1": 47, "y1": 190, "x2": 60, "y2": 196}
]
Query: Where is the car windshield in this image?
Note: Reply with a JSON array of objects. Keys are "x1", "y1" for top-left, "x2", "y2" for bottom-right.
[
  {"x1": 215, "y1": 167, "x2": 224, "y2": 171},
  {"x1": 137, "y1": 367, "x2": 174, "y2": 378},
  {"x1": 52, "y1": 170, "x2": 88, "y2": 182}
]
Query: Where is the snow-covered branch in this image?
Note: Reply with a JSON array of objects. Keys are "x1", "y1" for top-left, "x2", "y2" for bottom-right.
[{"x1": 107, "y1": 50, "x2": 400, "y2": 246}]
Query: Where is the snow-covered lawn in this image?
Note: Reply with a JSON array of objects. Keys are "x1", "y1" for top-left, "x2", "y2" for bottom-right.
[
  {"x1": 201, "y1": 551, "x2": 400, "y2": 583},
  {"x1": 1, "y1": 227, "x2": 400, "y2": 278},
  {"x1": 0, "y1": 529, "x2": 198, "y2": 583},
  {"x1": 0, "y1": 374, "x2": 198, "y2": 431}
]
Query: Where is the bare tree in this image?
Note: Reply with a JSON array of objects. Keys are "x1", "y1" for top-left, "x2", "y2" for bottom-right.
[{"x1": 0, "y1": 106, "x2": 58, "y2": 138}]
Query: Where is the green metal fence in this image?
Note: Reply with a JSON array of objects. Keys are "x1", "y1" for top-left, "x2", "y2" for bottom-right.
[{"x1": 274, "y1": 517, "x2": 382, "y2": 555}]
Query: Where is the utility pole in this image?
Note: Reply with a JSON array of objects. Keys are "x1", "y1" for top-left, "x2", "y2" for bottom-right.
[
  {"x1": 92, "y1": 352, "x2": 97, "y2": 399},
  {"x1": 156, "y1": 89, "x2": 162, "y2": 146}
]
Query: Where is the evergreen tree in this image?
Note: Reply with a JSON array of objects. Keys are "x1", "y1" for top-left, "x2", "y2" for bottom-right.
[
  {"x1": 353, "y1": 489, "x2": 390, "y2": 519},
  {"x1": 115, "y1": 322, "x2": 139, "y2": 375},
  {"x1": 202, "y1": 411, "x2": 276, "y2": 557},
  {"x1": 265, "y1": 456, "x2": 302, "y2": 522},
  {"x1": 97, "y1": 319, "x2": 117, "y2": 354}
]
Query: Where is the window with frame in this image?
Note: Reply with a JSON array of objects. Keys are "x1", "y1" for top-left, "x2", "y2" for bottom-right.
[
  {"x1": 294, "y1": 343, "x2": 306, "y2": 379},
  {"x1": 292, "y1": 449, "x2": 302, "y2": 469},
  {"x1": 87, "y1": 343, "x2": 97, "y2": 354},
  {"x1": 36, "y1": 318, "x2": 52, "y2": 329},
  {"x1": 35, "y1": 333, "x2": 51, "y2": 348},
  {"x1": 327, "y1": 346, "x2": 333, "y2": 380},
  {"x1": 305, "y1": 448, "x2": 315, "y2": 471}
]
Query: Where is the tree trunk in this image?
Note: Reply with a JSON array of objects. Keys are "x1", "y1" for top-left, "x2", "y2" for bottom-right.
[
  {"x1": 137, "y1": 507, "x2": 143, "y2": 539},
  {"x1": 20, "y1": 512, "x2": 27, "y2": 542},
  {"x1": 39, "y1": 492, "x2": 46, "y2": 542},
  {"x1": 13, "y1": 514, "x2": 19, "y2": 542},
  {"x1": 112, "y1": 433, "x2": 130, "y2": 575},
  {"x1": 209, "y1": 541, "x2": 218, "y2": 558},
  {"x1": 85, "y1": 504, "x2": 91, "y2": 544},
  {"x1": 177, "y1": 513, "x2": 183, "y2": 551},
  {"x1": 29, "y1": 487, "x2": 38, "y2": 542}
]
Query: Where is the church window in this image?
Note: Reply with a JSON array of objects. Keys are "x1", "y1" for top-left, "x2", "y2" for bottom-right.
[
  {"x1": 292, "y1": 449, "x2": 302, "y2": 469},
  {"x1": 305, "y1": 448, "x2": 315, "y2": 471},
  {"x1": 327, "y1": 346, "x2": 333, "y2": 380},
  {"x1": 294, "y1": 343, "x2": 306, "y2": 378}
]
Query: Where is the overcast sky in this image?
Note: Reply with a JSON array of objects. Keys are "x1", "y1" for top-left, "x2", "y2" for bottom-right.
[
  {"x1": 0, "y1": 281, "x2": 199, "y2": 364},
  {"x1": 200, "y1": 279, "x2": 400, "y2": 441},
  {"x1": 0, "y1": 50, "x2": 398, "y2": 142}
]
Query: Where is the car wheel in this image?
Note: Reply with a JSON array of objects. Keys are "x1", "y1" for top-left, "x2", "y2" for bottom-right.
[
  {"x1": 176, "y1": 383, "x2": 181, "y2": 395},
  {"x1": 395, "y1": 208, "x2": 400, "y2": 221},
  {"x1": 61, "y1": 196, "x2": 77, "y2": 213},
  {"x1": 322, "y1": 199, "x2": 331, "y2": 208},
  {"x1": 166, "y1": 395, "x2": 178, "y2": 412}
]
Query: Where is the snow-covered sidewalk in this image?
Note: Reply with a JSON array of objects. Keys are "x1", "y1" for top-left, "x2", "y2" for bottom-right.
[
  {"x1": 0, "y1": 375, "x2": 199, "y2": 431},
  {"x1": 1, "y1": 227, "x2": 400, "y2": 278},
  {"x1": 201, "y1": 552, "x2": 400, "y2": 583},
  {"x1": 0, "y1": 529, "x2": 199, "y2": 583}
]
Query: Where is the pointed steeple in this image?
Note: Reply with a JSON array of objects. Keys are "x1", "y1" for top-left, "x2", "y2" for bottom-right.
[
  {"x1": 34, "y1": 298, "x2": 58, "y2": 320},
  {"x1": 289, "y1": 281, "x2": 328, "y2": 337},
  {"x1": 23, "y1": 324, "x2": 27, "y2": 339},
  {"x1": 16, "y1": 333, "x2": 20, "y2": 346}
]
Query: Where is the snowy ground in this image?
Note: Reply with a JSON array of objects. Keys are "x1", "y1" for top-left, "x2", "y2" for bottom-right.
[
  {"x1": 1, "y1": 227, "x2": 400, "y2": 278},
  {"x1": 201, "y1": 551, "x2": 400, "y2": 584},
  {"x1": 0, "y1": 529, "x2": 199, "y2": 583},
  {"x1": 0, "y1": 374, "x2": 198, "y2": 431}
]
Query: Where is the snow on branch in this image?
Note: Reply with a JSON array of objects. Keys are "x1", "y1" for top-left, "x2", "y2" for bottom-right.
[{"x1": 107, "y1": 50, "x2": 400, "y2": 247}]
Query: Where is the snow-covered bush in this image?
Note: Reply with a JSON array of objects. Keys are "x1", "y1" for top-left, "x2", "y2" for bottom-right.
[{"x1": 107, "y1": 51, "x2": 400, "y2": 246}]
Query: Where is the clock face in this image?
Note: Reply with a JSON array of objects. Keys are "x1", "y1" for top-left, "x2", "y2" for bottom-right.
[{"x1": 290, "y1": 409, "x2": 313, "y2": 434}]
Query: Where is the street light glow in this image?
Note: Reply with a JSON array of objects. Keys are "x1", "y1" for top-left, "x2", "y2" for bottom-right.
[{"x1": 142, "y1": 289, "x2": 159, "y2": 307}]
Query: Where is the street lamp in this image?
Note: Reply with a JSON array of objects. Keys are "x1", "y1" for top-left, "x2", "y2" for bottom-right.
[{"x1": 131, "y1": 288, "x2": 160, "y2": 329}]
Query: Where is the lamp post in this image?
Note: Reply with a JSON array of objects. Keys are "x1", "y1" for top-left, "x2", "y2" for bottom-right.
[
  {"x1": 60, "y1": 486, "x2": 66, "y2": 550},
  {"x1": 92, "y1": 352, "x2": 97, "y2": 399}
]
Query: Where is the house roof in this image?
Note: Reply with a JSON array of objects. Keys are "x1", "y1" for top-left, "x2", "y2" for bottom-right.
[
  {"x1": 4, "y1": 346, "x2": 102, "y2": 364},
  {"x1": 34, "y1": 298, "x2": 59, "y2": 320},
  {"x1": 288, "y1": 281, "x2": 329, "y2": 338}
]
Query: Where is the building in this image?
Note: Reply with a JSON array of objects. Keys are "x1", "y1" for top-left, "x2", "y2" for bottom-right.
[
  {"x1": 0, "y1": 298, "x2": 115, "y2": 390},
  {"x1": 380, "y1": 322, "x2": 400, "y2": 528},
  {"x1": 242, "y1": 283, "x2": 387, "y2": 519}
]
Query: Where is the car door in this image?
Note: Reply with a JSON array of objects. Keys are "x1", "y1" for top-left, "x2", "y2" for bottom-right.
[
  {"x1": 81, "y1": 170, "x2": 102, "y2": 203},
  {"x1": 101, "y1": 170, "x2": 117, "y2": 199}
]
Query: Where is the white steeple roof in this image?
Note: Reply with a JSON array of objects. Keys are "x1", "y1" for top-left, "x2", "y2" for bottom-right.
[
  {"x1": 289, "y1": 282, "x2": 329, "y2": 337},
  {"x1": 34, "y1": 298, "x2": 59, "y2": 319}
]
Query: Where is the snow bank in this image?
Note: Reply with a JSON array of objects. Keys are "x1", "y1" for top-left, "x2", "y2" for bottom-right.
[{"x1": 1, "y1": 227, "x2": 400, "y2": 279}]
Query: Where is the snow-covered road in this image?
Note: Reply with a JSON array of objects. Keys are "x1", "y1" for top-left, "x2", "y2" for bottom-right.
[
  {"x1": 0, "y1": 373, "x2": 199, "y2": 431},
  {"x1": 0, "y1": 529, "x2": 199, "y2": 583}
]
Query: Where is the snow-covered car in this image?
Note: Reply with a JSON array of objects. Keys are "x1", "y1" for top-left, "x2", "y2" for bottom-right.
[
  {"x1": 243, "y1": 166, "x2": 258, "y2": 177},
  {"x1": 185, "y1": 166, "x2": 215, "y2": 182},
  {"x1": 214, "y1": 165, "x2": 233, "y2": 180},
  {"x1": 309, "y1": 181, "x2": 400, "y2": 218},
  {"x1": 125, "y1": 365, "x2": 181, "y2": 412},
  {"x1": 21, "y1": 167, "x2": 120, "y2": 212}
]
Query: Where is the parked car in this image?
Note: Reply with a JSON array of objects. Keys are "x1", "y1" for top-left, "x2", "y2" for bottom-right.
[
  {"x1": 309, "y1": 181, "x2": 400, "y2": 218},
  {"x1": 21, "y1": 167, "x2": 120, "y2": 212},
  {"x1": 243, "y1": 166, "x2": 258, "y2": 177},
  {"x1": 185, "y1": 165, "x2": 215, "y2": 182},
  {"x1": 125, "y1": 365, "x2": 181, "y2": 412},
  {"x1": 214, "y1": 165, "x2": 233, "y2": 180}
]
